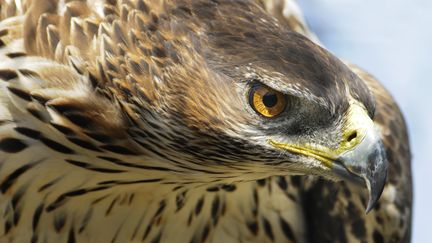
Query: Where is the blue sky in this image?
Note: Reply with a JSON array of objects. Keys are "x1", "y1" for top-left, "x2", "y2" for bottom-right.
[{"x1": 298, "y1": 0, "x2": 432, "y2": 242}]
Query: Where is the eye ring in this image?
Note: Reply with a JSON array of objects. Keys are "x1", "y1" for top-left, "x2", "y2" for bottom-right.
[{"x1": 249, "y1": 85, "x2": 287, "y2": 118}]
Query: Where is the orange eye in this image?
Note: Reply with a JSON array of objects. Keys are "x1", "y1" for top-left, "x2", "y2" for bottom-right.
[{"x1": 249, "y1": 85, "x2": 287, "y2": 118}]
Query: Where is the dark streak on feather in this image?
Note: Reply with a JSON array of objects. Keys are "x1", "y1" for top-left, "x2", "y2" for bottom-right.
[
  {"x1": 51, "y1": 123, "x2": 75, "y2": 135},
  {"x1": 97, "y1": 178, "x2": 163, "y2": 186},
  {"x1": 201, "y1": 224, "x2": 210, "y2": 242},
  {"x1": 13, "y1": 206, "x2": 21, "y2": 225},
  {"x1": 100, "y1": 144, "x2": 138, "y2": 155},
  {"x1": 67, "y1": 137, "x2": 102, "y2": 152},
  {"x1": 11, "y1": 184, "x2": 27, "y2": 210},
  {"x1": 221, "y1": 184, "x2": 236, "y2": 192},
  {"x1": 63, "y1": 113, "x2": 92, "y2": 128},
  {"x1": 4, "y1": 219, "x2": 12, "y2": 234},
  {"x1": 0, "y1": 69, "x2": 18, "y2": 81},
  {"x1": 277, "y1": 176, "x2": 288, "y2": 190},
  {"x1": 38, "y1": 176, "x2": 62, "y2": 192},
  {"x1": 280, "y1": 217, "x2": 297, "y2": 242},
  {"x1": 211, "y1": 196, "x2": 220, "y2": 224},
  {"x1": 195, "y1": 196, "x2": 204, "y2": 215},
  {"x1": 0, "y1": 29, "x2": 8, "y2": 37},
  {"x1": 6, "y1": 52, "x2": 26, "y2": 58},
  {"x1": 54, "y1": 212, "x2": 66, "y2": 232},
  {"x1": 131, "y1": 211, "x2": 146, "y2": 241},
  {"x1": 106, "y1": 197, "x2": 119, "y2": 216},
  {"x1": 65, "y1": 159, "x2": 125, "y2": 173},
  {"x1": 15, "y1": 127, "x2": 41, "y2": 139},
  {"x1": 31, "y1": 93, "x2": 49, "y2": 105},
  {"x1": 187, "y1": 212, "x2": 193, "y2": 226},
  {"x1": 19, "y1": 69, "x2": 41, "y2": 78},
  {"x1": 8, "y1": 87, "x2": 32, "y2": 101},
  {"x1": 0, "y1": 137, "x2": 28, "y2": 153},
  {"x1": 39, "y1": 137, "x2": 75, "y2": 154},
  {"x1": 128, "y1": 193, "x2": 135, "y2": 205},
  {"x1": 142, "y1": 223, "x2": 152, "y2": 240},
  {"x1": 247, "y1": 220, "x2": 259, "y2": 235},
  {"x1": 176, "y1": 193, "x2": 185, "y2": 212},
  {"x1": 98, "y1": 156, "x2": 177, "y2": 172},
  {"x1": 154, "y1": 200, "x2": 166, "y2": 219},
  {"x1": 47, "y1": 186, "x2": 111, "y2": 212},
  {"x1": 27, "y1": 107, "x2": 47, "y2": 121},
  {"x1": 68, "y1": 227, "x2": 76, "y2": 243},
  {"x1": 262, "y1": 217, "x2": 274, "y2": 241},
  {"x1": 257, "y1": 178, "x2": 267, "y2": 187},
  {"x1": 0, "y1": 162, "x2": 36, "y2": 193},
  {"x1": 373, "y1": 230, "x2": 384, "y2": 243},
  {"x1": 32, "y1": 204, "x2": 44, "y2": 230},
  {"x1": 85, "y1": 132, "x2": 112, "y2": 143},
  {"x1": 151, "y1": 232, "x2": 162, "y2": 243},
  {"x1": 30, "y1": 235, "x2": 38, "y2": 243},
  {"x1": 91, "y1": 195, "x2": 110, "y2": 205},
  {"x1": 206, "y1": 186, "x2": 219, "y2": 192},
  {"x1": 79, "y1": 208, "x2": 93, "y2": 233}
]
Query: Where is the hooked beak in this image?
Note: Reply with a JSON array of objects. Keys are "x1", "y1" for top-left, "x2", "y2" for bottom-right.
[
  {"x1": 332, "y1": 126, "x2": 388, "y2": 213},
  {"x1": 269, "y1": 102, "x2": 388, "y2": 213}
]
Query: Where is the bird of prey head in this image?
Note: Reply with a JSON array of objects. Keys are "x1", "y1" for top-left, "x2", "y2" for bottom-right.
[
  {"x1": 87, "y1": 1, "x2": 387, "y2": 211},
  {"x1": 16, "y1": 0, "x2": 387, "y2": 211}
]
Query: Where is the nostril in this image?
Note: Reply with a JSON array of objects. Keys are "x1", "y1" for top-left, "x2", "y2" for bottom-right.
[{"x1": 347, "y1": 131, "x2": 358, "y2": 142}]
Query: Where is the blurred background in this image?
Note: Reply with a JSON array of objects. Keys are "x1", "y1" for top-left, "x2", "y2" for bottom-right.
[{"x1": 298, "y1": 0, "x2": 431, "y2": 242}]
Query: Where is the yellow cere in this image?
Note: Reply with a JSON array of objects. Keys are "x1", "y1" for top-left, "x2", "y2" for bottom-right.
[{"x1": 268, "y1": 101, "x2": 373, "y2": 168}]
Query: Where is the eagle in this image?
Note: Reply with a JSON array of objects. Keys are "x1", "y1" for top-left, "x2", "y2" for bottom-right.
[{"x1": 0, "y1": 0, "x2": 412, "y2": 242}]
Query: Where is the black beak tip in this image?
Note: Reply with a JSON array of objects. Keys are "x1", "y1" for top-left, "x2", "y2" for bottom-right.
[
  {"x1": 365, "y1": 171, "x2": 387, "y2": 213},
  {"x1": 334, "y1": 139, "x2": 389, "y2": 214}
]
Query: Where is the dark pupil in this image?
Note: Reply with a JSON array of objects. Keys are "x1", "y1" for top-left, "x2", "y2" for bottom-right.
[{"x1": 262, "y1": 92, "x2": 278, "y2": 107}]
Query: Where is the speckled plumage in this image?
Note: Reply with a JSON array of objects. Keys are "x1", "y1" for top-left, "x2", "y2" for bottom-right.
[{"x1": 0, "y1": 0, "x2": 411, "y2": 242}]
